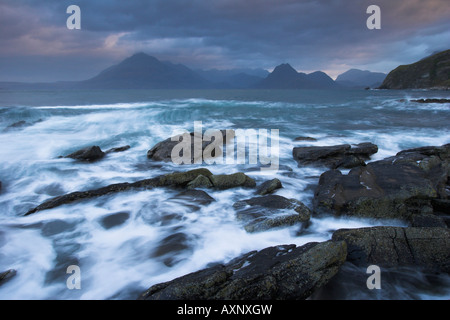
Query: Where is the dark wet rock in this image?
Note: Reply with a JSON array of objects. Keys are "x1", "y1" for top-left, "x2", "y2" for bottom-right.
[
  {"x1": 105, "y1": 145, "x2": 131, "y2": 154},
  {"x1": 99, "y1": 212, "x2": 130, "y2": 230},
  {"x1": 313, "y1": 143, "x2": 450, "y2": 220},
  {"x1": 0, "y1": 181, "x2": 2, "y2": 193},
  {"x1": 294, "y1": 136, "x2": 317, "y2": 142},
  {"x1": 233, "y1": 195, "x2": 311, "y2": 233},
  {"x1": 25, "y1": 168, "x2": 254, "y2": 215},
  {"x1": 255, "y1": 178, "x2": 282, "y2": 196},
  {"x1": 3, "y1": 120, "x2": 27, "y2": 132},
  {"x1": 431, "y1": 199, "x2": 450, "y2": 227},
  {"x1": 347, "y1": 142, "x2": 379, "y2": 158},
  {"x1": 0, "y1": 269, "x2": 17, "y2": 287},
  {"x1": 3, "y1": 119, "x2": 44, "y2": 132},
  {"x1": 432, "y1": 199, "x2": 450, "y2": 213},
  {"x1": 139, "y1": 240, "x2": 347, "y2": 300},
  {"x1": 159, "y1": 168, "x2": 213, "y2": 186},
  {"x1": 186, "y1": 175, "x2": 213, "y2": 190},
  {"x1": 8, "y1": 120, "x2": 27, "y2": 128},
  {"x1": 147, "y1": 130, "x2": 234, "y2": 163},
  {"x1": 65, "y1": 146, "x2": 106, "y2": 162},
  {"x1": 210, "y1": 172, "x2": 256, "y2": 189},
  {"x1": 147, "y1": 138, "x2": 180, "y2": 162},
  {"x1": 410, "y1": 214, "x2": 448, "y2": 228},
  {"x1": 293, "y1": 142, "x2": 378, "y2": 169},
  {"x1": 332, "y1": 227, "x2": 450, "y2": 273}
]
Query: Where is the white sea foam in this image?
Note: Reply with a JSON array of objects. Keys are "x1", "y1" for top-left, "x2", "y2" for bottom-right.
[{"x1": 0, "y1": 92, "x2": 449, "y2": 299}]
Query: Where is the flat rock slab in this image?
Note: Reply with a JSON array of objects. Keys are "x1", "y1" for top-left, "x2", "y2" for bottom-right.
[
  {"x1": 139, "y1": 240, "x2": 347, "y2": 300},
  {"x1": 233, "y1": 195, "x2": 311, "y2": 233},
  {"x1": 332, "y1": 226, "x2": 450, "y2": 273},
  {"x1": 293, "y1": 142, "x2": 378, "y2": 169}
]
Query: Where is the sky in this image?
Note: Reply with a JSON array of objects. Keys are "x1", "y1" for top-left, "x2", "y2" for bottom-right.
[{"x1": 0, "y1": 0, "x2": 449, "y2": 82}]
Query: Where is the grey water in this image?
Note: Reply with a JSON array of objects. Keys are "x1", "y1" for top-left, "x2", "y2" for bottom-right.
[{"x1": 0, "y1": 88, "x2": 449, "y2": 299}]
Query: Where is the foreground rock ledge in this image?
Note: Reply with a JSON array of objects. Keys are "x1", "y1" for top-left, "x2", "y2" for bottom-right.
[
  {"x1": 138, "y1": 240, "x2": 347, "y2": 300},
  {"x1": 332, "y1": 226, "x2": 450, "y2": 273}
]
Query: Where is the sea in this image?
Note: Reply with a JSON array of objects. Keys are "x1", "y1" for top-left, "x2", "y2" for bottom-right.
[{"x1": 0, "y1": 88, "x2": 449, "y2": 300}]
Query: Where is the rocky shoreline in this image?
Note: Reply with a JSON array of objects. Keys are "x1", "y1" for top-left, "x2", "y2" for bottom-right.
[
  {"x1": 140, "y1": 138, "x2": 450, "y2": 300},
  {"x1": 2, "y1": 133, "x2": 449, "y2": 299}
]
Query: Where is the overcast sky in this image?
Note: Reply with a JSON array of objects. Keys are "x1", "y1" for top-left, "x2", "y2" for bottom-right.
[{"x1": 0, "y1": 0, "x2": 449, "y2": 82}]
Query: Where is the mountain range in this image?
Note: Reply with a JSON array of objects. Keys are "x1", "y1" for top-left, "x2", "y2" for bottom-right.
[
  {"x1": 80, "y1": 53, "x2": 343, "y2": 90},
  {"x1": 6, "y1": 50, "x2": 448, "y2": 90},
  {"x1": 81, "y1": 53, "x2": 211, "y2": 89},
  {"x1": 335, "y1": 69, "x2": 387, "y2": 88}
]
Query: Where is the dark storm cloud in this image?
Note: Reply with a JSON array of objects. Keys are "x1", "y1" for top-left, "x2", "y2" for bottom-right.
[{"x1": 0, "y1": 0, "x2": 449, "y2": 81}]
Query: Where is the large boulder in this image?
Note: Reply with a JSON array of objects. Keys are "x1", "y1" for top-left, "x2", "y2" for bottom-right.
[
  {"x1": 138, "y1": 240, "x2": 347, "y2": 300},
  {"x1": 233, "y1": 195, "x2": 311, "y2": 233},
  {"x1": 293, "y1": 142, "x2": 378, "y2": 169},
  {"x1": 332, "y1": 227, "x2": 450, "y2": 273},
  {"x1": 313, "y1": 144, "x2": 450, "y2": 220},
  {"x1": 147, "y1": 130, "x2": 234, "y2": 163}
]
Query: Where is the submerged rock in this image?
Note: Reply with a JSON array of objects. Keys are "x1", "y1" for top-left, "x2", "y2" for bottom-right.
[
  {"x1": 294, "y1": 136, "x2": 318, "y2": 142},
  {"x1": 139, "y1": 240, "x2": 347, "y2": 300},
  {"x1": 105, "y1": 145, "x2": 131, "y2": 154},
  {"x1": 99, "y1": 212, "x2": 130, "y2": 230},
  {"x1": 151, "y1": 232, "x2": 192, "y2": 267},
  {"x1": 3, "y1": 120, "x2": 28, "y2": 132},
  {"x1": 65, "y1": 146, "x2": 106, "y2": 162},
  {"x1": 0, "y1": 269, "x2": 16, "y2": 287},
  {"x1": 313, "y1": 143, "x2": 450, "y2": 220},
  {"x1": 64, "y1": 145, "x2": 131, "y2": 161},
  {"x1": 233, "y1": 195, "x2": 311, "y2": 233},
  {"x1": 293, "y1": 142, "x2": 378, "y2": 169},
  {"x1": 172, "y1": 190, "x2": 215, "y2": 206},
  {"x1": 332, "y1": 227, "x2": 450, "y2": 273}
]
